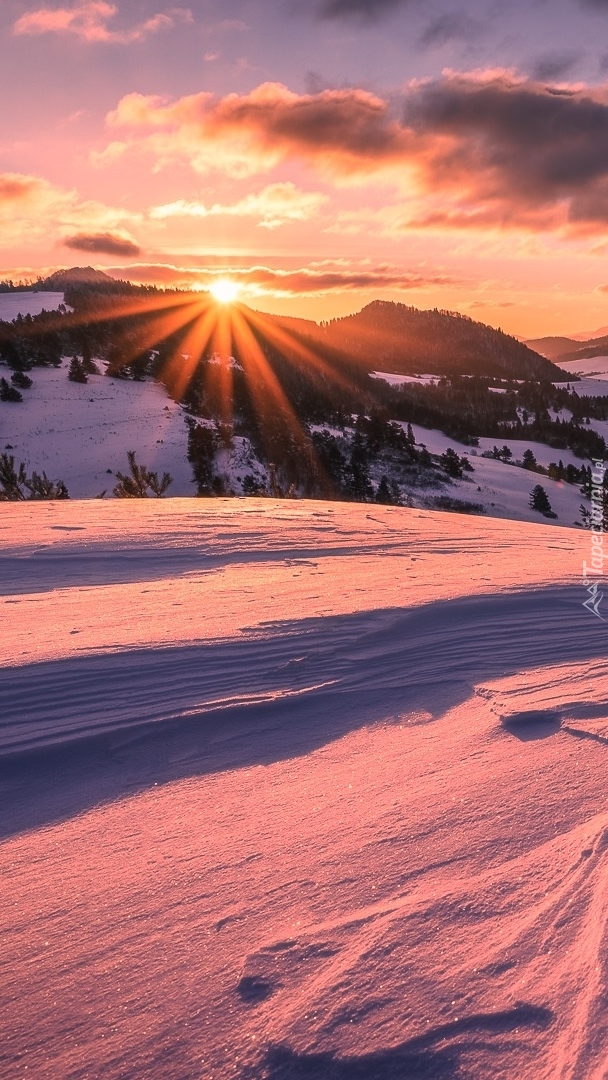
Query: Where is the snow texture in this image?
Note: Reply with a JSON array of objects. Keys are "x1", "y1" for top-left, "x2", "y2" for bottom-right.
[
  {"x1": 2, "y1": 498, "x2": 608, "y2": 1079},
  {"x1": 1, "y1": 359, "x2": 193, "y2": 498}
]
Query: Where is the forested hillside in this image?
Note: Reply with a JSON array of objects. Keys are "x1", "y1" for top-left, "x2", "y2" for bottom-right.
[{"x1": 312, "y1": 301, "x2": 563, "y2": 380}]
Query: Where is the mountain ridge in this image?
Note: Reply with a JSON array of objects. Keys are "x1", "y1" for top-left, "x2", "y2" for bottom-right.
[
  {"x1": 298, "y1": 299, "x2": 564, "y2": 381},
  {"x1": 38, "y1": 266, "x2": 116, "y2": 291}
]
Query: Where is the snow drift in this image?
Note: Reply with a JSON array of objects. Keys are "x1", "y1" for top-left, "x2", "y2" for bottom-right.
[{"x1": 1, "y1": 499, "x2": 607, "y2": 1079}]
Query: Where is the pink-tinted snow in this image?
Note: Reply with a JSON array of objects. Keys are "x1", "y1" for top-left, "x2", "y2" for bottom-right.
[{"x1": 1, "y1": 499, "x2": 607, "y2": 1080}]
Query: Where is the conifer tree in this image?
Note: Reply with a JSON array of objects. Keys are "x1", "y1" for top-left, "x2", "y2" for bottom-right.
[
  {"x1": 375, "y1": 475, "x2": 392, "y2": 503},
  {"x1": 11, "y1": 371, "x2": 33, "y2": 390},
  {"x1": 185, "y1": 417, "x2": 216, "y2": 495},
  {"x1": 113, "y1": 451, "x2": 172, "y2": 498},
  {"x1": 68, "y1": 357, "x2": 88, "y2": 383},
  {"x1": 440, "y1": 447, "x2": 464, "y2": 478},
  {"x1": 25, "y1": 472, "x2": 69, "y2": 499},
  {"x1": 529, "y1": 484, "x2": 556, "y2": 517},
  {"x1": 348, "y1": 431, "x2": 373, "y2": 501},
  {"x1": 0, "y1": 377, "x2": 22, "y2": 402},
  {"x1": 0, "y1": 454, "x2": 27, "y2": 499},
  {"x1": 0, "y1": 454, "x2": 68, "y2": 500}
]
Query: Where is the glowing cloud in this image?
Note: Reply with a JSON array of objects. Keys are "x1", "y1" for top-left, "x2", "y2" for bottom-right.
[
  {"x1": 0, "y1": 170, "x2": 141, "y2": 250},
  {"x1": 102, "y1": 73, "x2": 608, "y2": 235},
  {"x1": 102, "y1": 260, "x2": 460, "y2": 296},
  {"x1": 149, "y1": 183, "x2": 328, "y2": 229},
  {"x1": 13, "y1": 2, "x2": 192, "y2": 44},
  {"x1": 104, "y1": 82, "x2": 412, "y2": 179}
]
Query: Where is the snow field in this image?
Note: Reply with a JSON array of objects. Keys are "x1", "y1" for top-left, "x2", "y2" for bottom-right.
[
  {"x1": 2, "y1": 499, "x2": 607, "y2": 1079},
  {"x1": 0, "y1": 291, "x2": 64, "y2": 320},
  {"x1": 1, "y1": 359, "x2": 193, "y2": 498}
]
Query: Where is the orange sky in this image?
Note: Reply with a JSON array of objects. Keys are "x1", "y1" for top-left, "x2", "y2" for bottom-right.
[{"x1": 4, "y1": 0, "x2": 608, "y2": 336}]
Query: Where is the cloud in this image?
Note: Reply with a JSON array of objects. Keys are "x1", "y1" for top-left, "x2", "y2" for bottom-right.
[
  {"x1": 0, "y1": 170, "x2": 141, "y2": 250},
  {"x1": 419, "y1": 12, "x2": 482, "y2": 48},
  {"x1": 401, "y1": 70, "x2": 608, "y2": 232},
  {"x1": 317, "y1": 0, "x2": 410, "y2": 20},
  {"x1": 217, "y1": 19, "x2": 246, "y2": 31},
  {"x1": 0, "y1": 173, "x2": 46, "y2": 202},
  {"x1": 104, "y1": 82, "x2": 412, "y2": 179},
  {"x1": 469, "y1": 300, "x2": 515, "y2": 308},
  {"x1": 62, "y1": 230, "x2": 141, "y2": 256},
  {"x1": 149, "y1": 183, "x2": 328, "y2": 229},
  {"x1": 106, "y1": 259, "x2": 458, "y2": 295},
  {"x1": 13, "y1": 2, "x2": 192, "y2": 44},
  {"x1": 531, "y1": 51, "x2": 582, "y2": 81},
  {"x1": 100, "y1": 72, "x2": 608, "y2": 236}
]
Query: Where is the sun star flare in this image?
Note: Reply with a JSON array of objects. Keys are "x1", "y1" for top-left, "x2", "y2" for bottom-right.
[{"x1": 209, "y1": 279, "x2": 240, "y2": 304}]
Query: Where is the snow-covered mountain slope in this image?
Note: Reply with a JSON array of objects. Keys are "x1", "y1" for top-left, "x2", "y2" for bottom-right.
[
  {"x1": 557, "y1": 354, "x2": 608, "y2": 380},
  {"x1": 311, "y1": 420, "x2": 587, "y2": 527},
  {"x1": 0, "y1": 356, "x2": 597, "y2": 526},
  {"x1": 2, "y1": 499, "x2": 607, "y2": 1080},
  {"x1": 1, "y1": 359, "x2": 193, "y2": 498},
  {"x1": 0, "y1": 290, "x2": 64, "y2": 320},
  {"x1": 409, "y1": 425, "x2": 587, "y2": 527}
]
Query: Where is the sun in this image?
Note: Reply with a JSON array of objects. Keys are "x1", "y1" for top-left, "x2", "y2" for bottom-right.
[{"x1": 209, "y1": 278, "x2": 240, "y2": 304}]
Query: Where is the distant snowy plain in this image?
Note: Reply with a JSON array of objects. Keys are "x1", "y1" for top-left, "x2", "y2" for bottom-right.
[{"x1": 2, "y1": 499, "x2": 608, "y2": 1079}]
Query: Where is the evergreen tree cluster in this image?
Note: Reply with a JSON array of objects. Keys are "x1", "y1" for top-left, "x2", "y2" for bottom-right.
[{"x1": 0, "y1": 454, "x2": 68, "y2": 500}]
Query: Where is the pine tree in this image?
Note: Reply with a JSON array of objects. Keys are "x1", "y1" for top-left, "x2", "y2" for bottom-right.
[
  {"x1": 185, "y1": 418, "x2": 216, "y2": 495},
  {"x1": 113, "y1": 451, "x2": 173, "y2": 498},
  {"x1": 580, "y1": 466, "x2": 593, "y2": 497},
  {"x1": 147, "y1": 471, "x2": 173, "y2": 497},
  {"x1": 348, "y1": 431, "x2": 373, "y2": 501},
  {"x1": 529, "y1": 484, "x2": 557, "y2": 517},
  {"x1": 80, "y1": 341, "x2": 99, "y2": 375},
  {"x1": 268, "y1": 463, "x2": 282, "y2": 498},
  {"x1": 11, "y1": 371, "x2": 33, "y2": 390},
  {"x1": 440, "y1": 447, "x2": 463, "y2": 478},
  {"x1": 375, "y1": 475, "x2": 392, "y2": 503},
  {"x1": 0, "y1": 454, "x2": 68, "y2": 500},
  {"x1": 0, "y1": 377, "x2": 22, "y2": 402},
  {"x1": 68, "y1": 357, "x2": 88, "y2": 383},
  {"x1": 579, "y1": 503, "x2": 592, "y2": 528},
  {"x1": 0, "y1": 454, "x2": 27, "y2": 499},
  {"x1": 25, "y1": 472, "x2": 69, "y2": 499}
]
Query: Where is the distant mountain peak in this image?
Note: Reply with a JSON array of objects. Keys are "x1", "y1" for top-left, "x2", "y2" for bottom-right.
[{"x1": 39, "y1": 266, "x2": 115, "y2": 290}]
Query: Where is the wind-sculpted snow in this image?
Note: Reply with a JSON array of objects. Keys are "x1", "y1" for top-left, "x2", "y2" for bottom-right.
[
  {"x1": 0, "y1": 588, "x2": 602, "y2": 759},
  {"x1": 1, "y1": 499, "x2": 607, "y2": 1080}
]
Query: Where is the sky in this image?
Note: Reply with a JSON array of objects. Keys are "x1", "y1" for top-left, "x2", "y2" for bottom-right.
[{"x1": 5, "y1": 0, "x2": 608, "y2": 334}]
